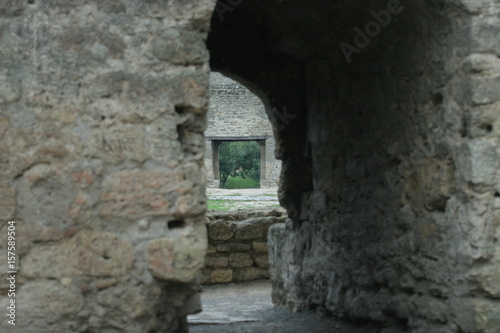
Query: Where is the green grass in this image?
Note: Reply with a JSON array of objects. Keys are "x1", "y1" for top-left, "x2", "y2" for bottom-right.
[
  {"x1": 207, "y1": 200, "x2": 238, "y2": 211},
  {"x1": 224, "y1": 176, "x2": 260, "y2": 189},
  {"x1": 207, "y1": 200, "x2": 281, "y2": 211}
]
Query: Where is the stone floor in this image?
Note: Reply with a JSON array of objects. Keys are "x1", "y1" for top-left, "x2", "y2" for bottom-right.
[{"x1": 188, "y1": 280, "x2": 391, "y2": 333}]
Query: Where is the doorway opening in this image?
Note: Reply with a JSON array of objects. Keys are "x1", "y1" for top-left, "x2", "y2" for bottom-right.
[
  {"x1": 205, "y1": 72, "x2": 281, "y2": 190},
  {"x1": 217, "y1": 140, "x2": 261, "y2": 189}
]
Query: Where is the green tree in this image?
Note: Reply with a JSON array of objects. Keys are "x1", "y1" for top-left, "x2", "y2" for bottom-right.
[{"x1": 219, "y1": 141, "x2": 260, "y2": 188}]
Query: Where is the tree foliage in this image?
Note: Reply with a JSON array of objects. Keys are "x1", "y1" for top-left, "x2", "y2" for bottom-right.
[{"x1": 219, "y1": 141, "x2": 260, "y2": 188}]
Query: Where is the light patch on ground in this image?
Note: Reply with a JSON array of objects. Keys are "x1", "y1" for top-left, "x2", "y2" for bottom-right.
[{"x1": 207, "y1": 187, "x2": 280, "y2": 211}]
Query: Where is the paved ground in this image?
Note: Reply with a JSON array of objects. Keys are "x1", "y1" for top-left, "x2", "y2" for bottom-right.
[
  {"x1": 206, "y1": 187, "x2": 280, "y2": 210},
  {"x1": 188, "y1": 280, "x2": 386, "y2": 333}
]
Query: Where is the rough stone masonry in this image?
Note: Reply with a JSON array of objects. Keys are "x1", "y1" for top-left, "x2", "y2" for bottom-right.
[
  {"x1": 0, "y1": 1, "x2": 215, "y2": 332},
  {"x1": 201, "y1": 208, "x2": 286, "y2": 284},
  {"x1": 0, "y1": 0, "x2": 499, "y2": 333}
]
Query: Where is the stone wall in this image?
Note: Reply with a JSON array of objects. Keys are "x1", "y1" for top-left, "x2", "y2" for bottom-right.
[
  {"x1": 201, "y1": 208, "x2": 286, "y2": 284},
  {"x1": 208, "y1": 1, "x2": 500, "y2": 332},
  {"x1": 205, "y1": 73, "x2": 281, "y2": 187},
  {"x1": 0, "y1": 0, "x2": 499, "y2": 332},
  {"x1": 0, "y1": 1, "x2": 215, "y2": 332}
]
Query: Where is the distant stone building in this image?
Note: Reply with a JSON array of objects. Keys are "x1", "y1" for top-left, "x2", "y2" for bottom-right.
[{"x1": 205, "y1": 73, "x2": 281, "y2": 188}]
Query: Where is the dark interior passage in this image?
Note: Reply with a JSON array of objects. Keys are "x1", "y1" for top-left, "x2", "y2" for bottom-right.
[{"x1": 207, "y1": 1, "x2": 498, "y2": 332}]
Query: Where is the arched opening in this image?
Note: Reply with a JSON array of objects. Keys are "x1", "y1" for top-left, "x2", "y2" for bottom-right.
[
  {"x1": 6, "y1": 1, "x2": 498, "y2": 332},
  {"x1": 205, "y1": 72, "x2": 281, "y2": 190},
  {"x1": 190, "y1": 71, "x2": 287, "y2": 328},
  {"x1": 199, "y1": 0, "x2": 477, "y2": 332}
]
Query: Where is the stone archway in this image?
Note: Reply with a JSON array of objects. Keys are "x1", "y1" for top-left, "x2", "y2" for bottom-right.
[
  {"x1": 207, "y1": 0, "x2": 500, "y2": 332},
  {"x1": 205, "y1": 72, "x2": 281, "y2": 188},
  {"x1": 1, "y1": 1, "x2": 499, "y2": 332}
]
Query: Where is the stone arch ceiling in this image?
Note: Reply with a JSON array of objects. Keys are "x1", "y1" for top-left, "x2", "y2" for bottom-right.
[{"x1": 209, "y1": 0, "x2": 500, "y2": 332}]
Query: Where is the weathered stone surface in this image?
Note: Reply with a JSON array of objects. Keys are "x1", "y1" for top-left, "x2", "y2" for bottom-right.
[
  {"x1": 22, "y1": 230, "x2": 135, "y2": 278},
  {"x1": 452, "y1": 299, "x2": 500, "y2": 333},
  {"x1": 210, "y1": 269, "x2": 233, "y2": 283},
  {"x1": 100, "y1": 170, "x2": 179, "y2": 218},
  {"x1": 146, "y1": 224, "x2": 207, "y2": 282},
  {"x1": 152, "y1": 29, "x2": 207, "y2": 65},
  {"x1": 94, "y1": 278, "x2": 117, "y2": 291},
  {"x1": 205, "y1": 256, "x2": 229, "y2": 268},
  {"x1": 253, "y1": 242, "x2": 269, "y2": 253},
  {"x1": 207, "y1": 245, "x2": 217, "y2": 254},
  {"x1": 229, "y1": 253, "x2": 253, "y2": 268},
  {"x1": 455, "y1": 140, "x2": 499, "y2": 188},
  {"x1": 234, "y1": 268, "x2": 270, "y2": 282},
  {"x1": 0, "y1": 181, "x2": 16, "y2": 220},
  {"x1": 0, "y1": 0, "x2": 214, "y2": 331},
  {"x1": 203, "y1": 209, "x2": 284, "y2": 284},
  {"x1": 96, "y1": 285, "x2": 150, "y2": 320},
  {"x1": 216, "y1": 242, "x2": 251, "y2": 252},
  {"x1": 208, "y1": 220, "x2": 234, "y2": 240},
  {"x1": 415, "y1": 158, "x2": 455, "y2": 211},
  {"x1": 234, "y1": 217, "x2": 275, "y2": 240},
  {"x1": 0, "y1": 281, "x2": 85, "y2": 329},
  {"x1": 2, "y1": 0, "x2": 500, "y2": 332},
  {"x1": 254, "y1": 254, "x2": 270, "y2": 269}
]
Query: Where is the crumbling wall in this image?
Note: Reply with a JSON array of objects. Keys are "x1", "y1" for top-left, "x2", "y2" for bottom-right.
[
  {"x1": 201, "y1": 208, "x2": 286, "y2": 284},
  {"x1": 208, "y1": 0, "x2": 500, "y2": 332},
  {"x1": 0, "y1": 1, "x2": 215, "y2": 332},
  {"x1": 0, "y1": 0, "x2": 499, "y2": 332}
]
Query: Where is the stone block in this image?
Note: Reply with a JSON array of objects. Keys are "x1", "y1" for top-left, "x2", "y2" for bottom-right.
[
  {"x1": 0, "y1": 73, "x2": 21, "y2": 104},
  {"x1": 216, "y1": 242, "x2": 251, "y2": 252},
  {"x1": 234, "y1": 217, "x2": 275, "y2": 240},
  {"x1": 233, "y1": 268, "x2": 270, "y2": 282},
  {"x1": 229, "y1": 253, "x2": 253, "y2": 268},
  {"x1": 254, "y1": 254, "x2": 270, "y2": 268},
  {"x1": 10, "y1": 281, "x2": 85, "y2": 327},
  {"x1": 253, "y1": 241, "x2": 269, "y2": 253},
  {"x1": 23, "y1": 230, "x2": 134, "y2": 278},
  {"x1": 16, "y1": 224, "x2": 70, "y2": 254},
  {"x1": 210, "y1": 269, "x2": 233, "y2": 283},
  {"x1": 476, "y1": 260, "x2": 500, "y2": 298},
  {"x1": 152, "y1": 29, "x2": 206, "y2": 65},
  {"x1": 465, "y1": 102, "x2": 500, "y2": 138},
  {"x1": 471, "y1": 17, "x2": 500, "y2": 55},
  {"x1": 146, "y1": 225, "x2": 207, "y2": 283},
  {"x1": 208, "y1": 220, "x2": 234, "y2": 241},
  {"x1": 96, "y1": 285, "x2": 153, "y2": 322},
  {"x1": 469, "y1": 74, "x2": 500, "y2": 106},
  {"x1": 95, "y1": 278, "x2": 117, "y2": 291},
  {"x1": 455, "y1": 140, "x2": 498, "y2": 188},
  {"x1": 0, "y1": 182, "x2": 16, "y2": 220},
  {"x1": 100, "y1": 170, "x2": 178, "y2": 219},
  {"x1": 416, "y1": 158, "x2": 455, "y2": 211},
  {"x1": 205, "y1": 256, "x2": 229, "y2": 268},
  {"x1": 451, "y1": 299, "x2": 500, "y2": 333}
]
